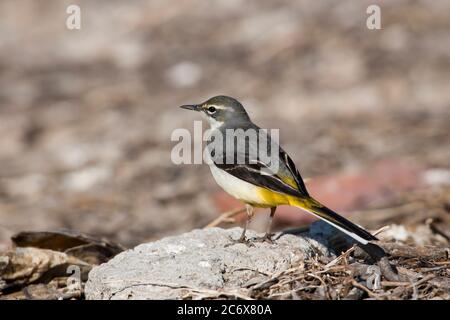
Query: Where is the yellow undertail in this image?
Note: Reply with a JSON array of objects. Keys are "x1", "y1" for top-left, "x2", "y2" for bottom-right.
[{"x1": 255, "y1": 187, "x2": 376, "y2": 244}]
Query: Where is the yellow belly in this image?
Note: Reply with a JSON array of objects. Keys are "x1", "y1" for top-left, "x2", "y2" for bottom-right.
[
  {"x1": 209, "y1": 165, "x2": 294, "y2": 207},
  {"x1": 256, "y1": 187, "x2": 296, "y2": 207}
]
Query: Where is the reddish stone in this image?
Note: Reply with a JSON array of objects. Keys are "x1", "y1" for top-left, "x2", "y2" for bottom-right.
[{"x1": 211, "y1": 159, "x2": 424, "y2": 226}]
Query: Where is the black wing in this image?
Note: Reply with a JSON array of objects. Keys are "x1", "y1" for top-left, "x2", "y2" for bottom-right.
[
  {"x1": 279, "y1": 149, "x2": 309, "y2": 197},
  {"x1": 208, "y1": 122, "x2": 309, "y2": 198},
  {"x1": 213, "y1": 149, "x2": 309, "y2": 198}
]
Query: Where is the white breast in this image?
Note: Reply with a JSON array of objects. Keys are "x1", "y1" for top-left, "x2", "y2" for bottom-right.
[{"x1": 209, "y1": 164, "x2": 264, "y2": 204}]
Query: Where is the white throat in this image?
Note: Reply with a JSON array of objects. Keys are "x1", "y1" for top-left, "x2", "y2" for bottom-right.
[
  {"x1": 208, "y1": 117, "x2": 224, "y2": 130},
  {"x1": 201, "y1": 112, "x2": 224, "y2": 130}
]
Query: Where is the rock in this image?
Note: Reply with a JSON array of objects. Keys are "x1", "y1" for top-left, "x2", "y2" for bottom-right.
[
  {"x1": 0, "y1": 247, "x2": 89, "y2": 291},
  {"x1": 85, "y1": 224, "x2": 334, "y2": 300},
  {"x1": 0, "y1": 230, "x2": 124, "y2": 299}
]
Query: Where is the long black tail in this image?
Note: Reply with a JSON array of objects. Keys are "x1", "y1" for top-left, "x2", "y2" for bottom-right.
[{"x1": 292, "y1": 196, "x2": 377, "y2": 245}]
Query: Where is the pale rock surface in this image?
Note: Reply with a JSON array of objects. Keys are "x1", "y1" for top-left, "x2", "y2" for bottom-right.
[{"x1": 85, "y1": 223, "x2": 336, "y2": 299}]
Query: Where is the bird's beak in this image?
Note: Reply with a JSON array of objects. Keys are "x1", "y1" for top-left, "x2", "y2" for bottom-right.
[{"x1": 179, "y1": 104, "x2": 200, "y2": 111}]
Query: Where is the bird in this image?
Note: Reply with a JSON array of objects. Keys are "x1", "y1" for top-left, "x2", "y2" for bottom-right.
[{"x1": 180, "y1": 95, "x2": 379, "y2": 249}]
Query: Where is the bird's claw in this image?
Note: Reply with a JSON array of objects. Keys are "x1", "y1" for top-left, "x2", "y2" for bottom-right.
[
  {"x1": 225, "y1": 235, "x2": 255, "y2": 247},
  {"x1": 251, "y1": 233, "x2": 275, "y2": 244}
]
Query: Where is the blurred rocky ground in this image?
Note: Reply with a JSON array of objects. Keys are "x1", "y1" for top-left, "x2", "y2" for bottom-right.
[{"x1": 0, "y1": 0, "x2": 449, "y2": 249}]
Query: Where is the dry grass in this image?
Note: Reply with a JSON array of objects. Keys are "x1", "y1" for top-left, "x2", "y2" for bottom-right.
[{"x1": 181, "y1": 241, "x2": 449, "y2": 300}]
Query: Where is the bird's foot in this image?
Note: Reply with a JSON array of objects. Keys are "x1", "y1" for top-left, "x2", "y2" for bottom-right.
[
  {"x1": 251, "y1": 233, "x2": 275, "y2": 244},
  {"x1": 226, "y1": 235, "x2": 254, "y2": 247}
]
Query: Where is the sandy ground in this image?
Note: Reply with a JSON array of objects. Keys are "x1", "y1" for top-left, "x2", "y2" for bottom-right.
[{"x1": 0, "y1": 0, "x2": 449, "y2": 248}]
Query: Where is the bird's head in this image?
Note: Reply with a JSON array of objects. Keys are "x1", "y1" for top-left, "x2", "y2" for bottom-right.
[{"x1": 180, "y1": 95, "x2": 250, "y2": 128}]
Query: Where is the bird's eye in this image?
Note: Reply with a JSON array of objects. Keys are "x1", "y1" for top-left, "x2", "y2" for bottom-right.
[{"x1": 207, "y1": 106, "x2": 217, "y2": 114}]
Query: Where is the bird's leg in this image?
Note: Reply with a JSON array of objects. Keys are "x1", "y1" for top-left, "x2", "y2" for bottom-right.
[
  {"x1": 239, "y1": 204, "x2": 254, "y2": 241},
  {"x1": 253, "y1": 207, "x2": 276, "y2": 243},
  {"x1": 227, "y1": 204, "x2": 254, "y2": 246},
  {"x1": 266, "y1": 207, "x2": 276, "y2": 236}
]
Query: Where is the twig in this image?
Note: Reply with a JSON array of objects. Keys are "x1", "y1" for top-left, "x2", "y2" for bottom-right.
[
  {"x1": 373, "y1": 225, "x2": 391, "y2": 237},
  {"x1": 204, "y1": 207, "x2": 246, "y2": 228},
  {"x1": 324, "y1": 226, "x2": 389, "y2": 269},
  {"x1": 324, "y1": 246, "x2": 356, "y2": 269},
  {"x1": 351, "y1": 280, "x2": 383, "y2": 299},
  {"x1": 381, "y1": 281, "x2": 410, "y2": 287},
  {"x1": 380, "y1": 243, "x2": 449, "y2": 260},
  {"x1": 307, "y1": 272, "x2": 331, "y2": 299},
  {"x1": 433, "y1": 260, "x2": 450, "y2": 265},
  {"x1": 183, "y1": 288, "x2": 254, "y2": 300},
  {"x1": 426, "y1": 218, "x2": 450, "y2": 241},
  {"x1": 405, "y1": 274, "x2": 436, "y2": 290},
  {"x1": 230, "y1": 267, "x2": 270, "y2": 276}
]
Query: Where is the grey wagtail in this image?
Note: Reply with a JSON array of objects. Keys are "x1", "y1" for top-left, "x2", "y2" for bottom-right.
[{"x1": 180, "y1": 95, "x2": 381, "y2": 252}]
